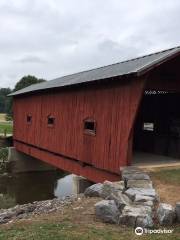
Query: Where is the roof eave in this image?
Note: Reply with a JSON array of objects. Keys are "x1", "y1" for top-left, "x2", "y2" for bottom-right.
[
  {"x1": 136, "y1": 49, "x2": 180, "y2": 77},
  {"x1": 8, "y1": 72, "x2": 137, "y2": 97}
]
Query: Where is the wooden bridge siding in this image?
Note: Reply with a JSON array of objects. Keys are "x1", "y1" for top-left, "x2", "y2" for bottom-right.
[
  {"x1": 13, "y1": 78, "x2": 145, "y2": 174},
  {"x1": 108, "y1": 77, "x2": 145, "y2": 171},
  {"x1": 34, "y1": 86, "x2": 116, "y2": 171},
  {"x1": 13, "y1": 95, "x2": 42, "y2": 147},
  {"x1": 39, "y1": 91, "x2": 80, "y2": 158}
]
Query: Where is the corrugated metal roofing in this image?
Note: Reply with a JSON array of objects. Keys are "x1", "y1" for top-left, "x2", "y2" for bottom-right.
[{"x1": 10, "y1": 46, "x2": 180, "y2": 96}]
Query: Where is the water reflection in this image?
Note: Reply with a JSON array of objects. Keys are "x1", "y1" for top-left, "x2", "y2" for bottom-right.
[{"x1": 0, "y1": 170, "x2": 93, "y2": 207}]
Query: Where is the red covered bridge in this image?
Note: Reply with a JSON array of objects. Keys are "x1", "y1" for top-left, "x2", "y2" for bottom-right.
[{"x1": 10, "y1": 46, "x2": 180, "y2": 182}]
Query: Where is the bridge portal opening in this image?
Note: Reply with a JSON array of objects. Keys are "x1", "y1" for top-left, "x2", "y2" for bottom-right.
[{"x1": 133, "y1": 90, "x2": 180, "y2": 166}]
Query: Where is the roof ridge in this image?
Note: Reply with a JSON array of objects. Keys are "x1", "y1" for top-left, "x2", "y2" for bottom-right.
[{"x1": 52, "y1": 45, "x2": 180, "y2": 81}]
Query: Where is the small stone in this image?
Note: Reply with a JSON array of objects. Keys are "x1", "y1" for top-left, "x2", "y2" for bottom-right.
[
  {"x1": 127, "y1": 180, "x2": 153, "y2": 189},
  {"x1": 136, "y1": 215, "x2": 154, "y2": 228},
  {"x1": 134, "y1": 201, "x2": 154, "y2": 207},
  {"x1": 15, "y1": 209, "x2": 25, "y2": 216},
  {"x1": 118, "y1": 212, "x2": 137, "y2": 227},
  {"x1": 106, "y1": 192, "x2": 132, "y2": 211},
  {"x1": 119, "y1": 205, "x2": 152, "y2": 227},
  {"x1": 110, "y1": 181, "x2": 125, "y2": 191},
  {"x1": 123, "y1": 173, "x2": 150, "y2": 181},
  {"x1": 125, "y1": 188, "x2": 157, "y2": 201},
  {"x1": 157, "y1": 203, "x2": 175, "y2": 226},
  {"x1": 84, "y1": 183, "x2": 103, "y2": 197},
  {"x1": 134, "y1": 194, "x2": 155, "y2": 207},
  {"x1": 95, "y1": 200, "x2": 120, "y2": 224},
  {"x1": 134, "y1": 194, "x2": 154, "y2": 203},
  {"x1": 121, "y1": 167, "x2": 150, "y2": 182},
  {"x1": 100, "y1": 181, "x2": 123, "y2": 199},
  {"x1": 175, "y1": 202, "x2": 180, "y2": 222}
]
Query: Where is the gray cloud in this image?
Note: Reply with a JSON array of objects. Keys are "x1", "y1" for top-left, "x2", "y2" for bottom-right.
[
  {"x1": 0, "y1": 0, "x2": 180, "y2": 88},
  {"x1": 16, "y1": 56, "x2": 47, "y2": 64}
]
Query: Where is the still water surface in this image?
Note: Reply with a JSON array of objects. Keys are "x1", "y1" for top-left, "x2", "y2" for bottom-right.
[{"x1": 0, "y1": 171, "x2": 93, "y2": 206}]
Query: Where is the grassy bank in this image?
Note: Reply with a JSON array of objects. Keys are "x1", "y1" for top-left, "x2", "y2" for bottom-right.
[
  {"x1": 0, "y1": 168, "x2": 179, "y2": 240},
  {"x1": 0, "y1": 221, "x2": 135, "y2": 240},
  {"x1": 0, "y1": 220, "x2": 179, "y2": 240},
  {"x1": 150, "y1": 167, "x2": 180, "y2": 205},
  {"x1": 0, "y1": 197, "x2": 179, "y2": 240},
  {"x1": 151, "y1": 168, "x2": 180, "y2": 185},
  {"x1": 0, "y1": 122, "x2": 13, "y2": 135}
]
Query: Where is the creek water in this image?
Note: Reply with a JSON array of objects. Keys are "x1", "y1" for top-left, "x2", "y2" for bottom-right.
[
  {"x1": 0, "y1": 170, "x2": 93, "y2": 207},
  {"x1": 0, "y1": 138, "x2": 93, "y2": 208}
]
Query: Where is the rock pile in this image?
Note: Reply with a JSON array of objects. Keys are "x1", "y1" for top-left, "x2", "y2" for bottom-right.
[
  {"x1": 84, "y1": 167, "x2": 179, "y2": 228},
  {"x1": 0, "y1": 196, "x2": 76, "y2": 224}
]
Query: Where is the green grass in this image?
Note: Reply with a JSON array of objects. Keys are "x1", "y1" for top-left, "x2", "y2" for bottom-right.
[
  {"x1": 0, "y1": 221, "x2": 179, "y2": 240},
  {"x1": 0, "y1": 122, "x2": 13, "y2": 135},
  {"x1": 0, "y1": 114, "x2": 6, "y2": 122},
  {"x1": 151, "y1": 168, "x2": 180, "y2": 186}
]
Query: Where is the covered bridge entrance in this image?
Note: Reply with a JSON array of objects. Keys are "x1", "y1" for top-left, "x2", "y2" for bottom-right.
[
  {"x1": 10, "y1": 46, "x2": 180, "y2": 182},
  {"x1": 133, "y1": 53, "x2": 180, "y2": 167}
]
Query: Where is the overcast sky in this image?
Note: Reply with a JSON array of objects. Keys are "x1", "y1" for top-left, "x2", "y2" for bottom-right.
[{"x1": 0, "y1": 0, "x2": 180, "y2": 88}]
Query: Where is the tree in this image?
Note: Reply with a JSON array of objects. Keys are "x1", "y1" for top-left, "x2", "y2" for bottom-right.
[
  {"x1": 14, "y1": 75, "x2": 46, "y2": 92},
  {"x1": 6, "y1": 75, "x2": 46, "y2": 116},
  {"x1": 0, "y1": 88, "x2": 12, "y2": 113}
]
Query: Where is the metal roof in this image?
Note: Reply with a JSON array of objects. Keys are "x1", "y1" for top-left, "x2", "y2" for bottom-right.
[{"x1": 10, "y1": 46, "x2": 180, "y2": 96}]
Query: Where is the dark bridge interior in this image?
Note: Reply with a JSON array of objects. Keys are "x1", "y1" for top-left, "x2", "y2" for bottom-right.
[{"x1": 133, "y1": 92, "x2": 180, "y2": 158}]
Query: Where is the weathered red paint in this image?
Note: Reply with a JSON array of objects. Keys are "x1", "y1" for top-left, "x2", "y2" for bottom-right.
[{"x1": 13, "y1": 77, "x2": 145, "y2": 182}]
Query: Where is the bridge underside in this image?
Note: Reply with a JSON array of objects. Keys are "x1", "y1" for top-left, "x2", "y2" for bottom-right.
[{"x1": 14, "y1": 140, "x2": 120, "y2": 183}]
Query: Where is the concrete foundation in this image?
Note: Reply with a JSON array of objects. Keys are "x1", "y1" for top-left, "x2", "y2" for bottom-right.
[
  {"x1": 72, "y1": 175, "x2": 93, "y2": 194},
  {"x1": 133, "y1": 151, "x2": 180, "y2": 170},
  {"x1": 8, "y1": 147, "x2": 56, "y2": 173}
]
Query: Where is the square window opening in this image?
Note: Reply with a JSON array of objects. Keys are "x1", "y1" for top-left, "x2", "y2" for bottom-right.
[
  {"x1": 27, "y1": 115, "x2": 32, "y2": 124},
  {"x1": 48, "y1": 116, "x2": 55, "y2": 126},
  {"x1": 84, "y1": 119, "x2": 96, "y2": 135}
]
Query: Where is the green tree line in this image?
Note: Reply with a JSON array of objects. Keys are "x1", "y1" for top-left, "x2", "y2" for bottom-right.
[
  {"x1": 0, "y1": 75, "x2": 46, "y2": 115},
  {"x1": 0, "y1": 88, "x2": 12, "y2": 114}
]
